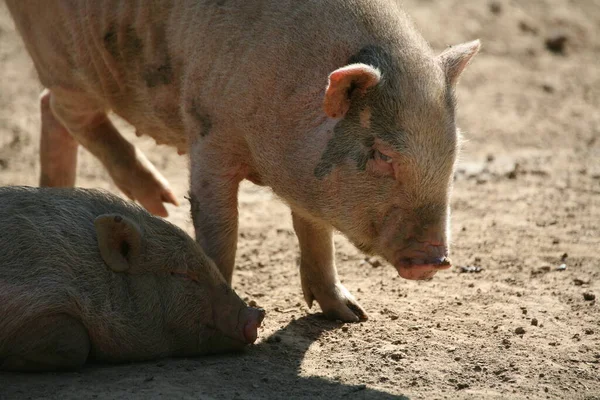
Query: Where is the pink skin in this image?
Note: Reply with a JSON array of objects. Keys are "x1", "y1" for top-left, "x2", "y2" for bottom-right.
[{"x1": 242, "y1": 308, "x2": 265, "y2": 344}]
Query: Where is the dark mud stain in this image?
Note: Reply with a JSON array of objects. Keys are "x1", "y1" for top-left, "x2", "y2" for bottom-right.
[
  {"x1": 187, "y1": 99, "x2": 213, "y2": 137},
  {"x1": 143, "y1": 59, "x2": 174, "y2": 88}
]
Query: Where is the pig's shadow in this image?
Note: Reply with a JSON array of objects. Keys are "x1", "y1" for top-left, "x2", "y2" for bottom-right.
[{"x1": 1, "y1": 314, "x2": 409, "y2": 400}]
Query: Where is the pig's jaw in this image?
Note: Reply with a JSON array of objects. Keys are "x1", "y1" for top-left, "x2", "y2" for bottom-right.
[{"x1": 394, "y1": 257, "x2": 452, "y2": 280}]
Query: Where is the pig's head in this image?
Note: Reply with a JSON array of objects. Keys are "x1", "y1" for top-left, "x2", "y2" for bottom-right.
[
  {"x1": 94, "y1": 213, "x2": 265, "y2": 349},
  {"x1": 314, "y1": 40, "x2": 480, "y2": 280}
]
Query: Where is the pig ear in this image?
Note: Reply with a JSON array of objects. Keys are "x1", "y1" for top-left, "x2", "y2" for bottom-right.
[
  {"x1": 94, "y1": 214, "x2": 143, "y2": 273},
  {"x1": 323, "y1": 63, "x2": 381, "y2": 119},
  {"x1": 439, "y1": 40, "x2": 481, "y2": 86}
]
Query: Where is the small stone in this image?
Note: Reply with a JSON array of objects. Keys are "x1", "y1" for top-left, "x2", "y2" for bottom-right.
[
  {"x1": 474, "y1": 365, "x2": 482, "y2": 372},
  {"x1": 456, "y1": 383, "x2": 470, "y2": 390},
  {"x1": 519, "y1": 21, "x2": 539, "y2": 34},
  {"x1": 366, "y1": 257, "x2": 382, "y2": 268},
  {"x1": 515, "y1": 327, "x2": 526, "y2": 335},
  {"x1": 459, "y1": 265, "x2": 483, "y2": 273},
  {"x1": 341, "y1": 326, "x2": 349, "y2": 332},
  {"x1": 584, "y1": 329, "x2": 594, "y2": 335},
  {"x1": 248, "y1": 300, "x2": 258, "y2": 307},
  {"x1": 351, "y1": 385, "x2": 367, "y2": 392},
  {"x1": 266, "y1": 335, "x2": 282, "y2": 343},
  {"x1": 531, "y1": 318, "x2": 538, "y2": 326},
  {"x1": 507, "y1": 166, "x2": 518, "y2": 179},
  {"x1": 557, "y1": 263, "x2": 567, "y2": 271},
  {"x1": 489, "y1": 1, "x2": 502, "y2": 14},
  {"x1": 583, "y1": 292, "x2": 596, "y2": 301},
  {"x1": 545, "y1": 33, "x2": 568, "y2": 54},
  {"x1": 543, "y1": 84, "x2": 555, "y2": 94}
]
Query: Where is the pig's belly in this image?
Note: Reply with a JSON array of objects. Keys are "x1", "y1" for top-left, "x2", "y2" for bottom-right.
[
  {"x1": 106, "y1": 87, "x2": 189, "y2": 154},
  {"x1": 113, "y1": 104, "x2": 189, "y2": 154}
]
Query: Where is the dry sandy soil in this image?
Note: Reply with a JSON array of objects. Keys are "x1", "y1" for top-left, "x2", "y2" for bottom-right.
[{"x1": 0, "y1": 1, "x2": 599, "y2": 399}]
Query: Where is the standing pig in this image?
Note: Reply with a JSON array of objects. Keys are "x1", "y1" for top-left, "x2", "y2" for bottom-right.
[
  {"x1": 0, "y1": 186, "x2": 264, "y2": 372},
  {"x1": 5, "y1": 0, "x2": 480, "y2": 322}
]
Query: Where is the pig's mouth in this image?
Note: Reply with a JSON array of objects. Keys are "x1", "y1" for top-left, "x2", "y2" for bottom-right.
[{"x1": 394, "y1": 257, "x2": 452, "y2": 280}]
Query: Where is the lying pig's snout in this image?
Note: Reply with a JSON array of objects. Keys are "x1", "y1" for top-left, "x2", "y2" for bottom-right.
[{"x1": 243, "y1": 307, "x2": 266, "y2": 344}]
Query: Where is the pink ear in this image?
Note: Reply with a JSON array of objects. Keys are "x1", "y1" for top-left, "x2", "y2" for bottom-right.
[
  {"x1": 439, "y1": 40, "x2": 481, "y2": 85},
  {"x1": 323, "y1": 63, "x2": 381, "y2": 119}
]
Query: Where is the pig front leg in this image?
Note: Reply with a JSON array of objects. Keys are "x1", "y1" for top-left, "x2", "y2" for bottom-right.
[
  {"x1": 188, "y1": 140, "x2": 241, "y2": 283},
  {"x1": 0, "y1": 314, "x2": 90, "y2": 371},
  {"x1": 39, "y1": 89, "x2": 79, "y2": 187},
  {"x1": 292, "y1": 211, "x2": 368, "y2": 322}
]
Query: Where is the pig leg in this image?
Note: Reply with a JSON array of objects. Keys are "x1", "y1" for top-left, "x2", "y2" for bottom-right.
[
  {"x1": 292, "y1": 211, "x2": 368, "y2": 322},
  {"x1": 0, "y1": 314, "x2": 90, "y2": 371},
  {"x1": 188, "y1": 140, "x2": 241, "y2": 283},
  {"x1": 39, "y1": 89, "x2": 79, "y2": 187},
  {"x1": 48, "y1": 91, "x2": 178, "y2": 217}
]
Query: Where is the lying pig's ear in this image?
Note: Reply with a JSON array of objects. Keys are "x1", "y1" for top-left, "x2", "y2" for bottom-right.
[
  {"x1": 94, "y1": 214, "x2": 143, "y2": 272},
  {"x1": 439, "y1": 40, "x2": 481, "y2": 86},
  {"x1": 323, "y1": 63, "x2": 381, "y2": 119}
]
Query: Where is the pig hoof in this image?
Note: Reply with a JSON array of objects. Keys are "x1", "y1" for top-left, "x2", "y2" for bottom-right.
[
  {"x1": 109, "y1": 151, "x2": 179, "y2": 217},
  {"x1": 116, "y1": 178, "x2": 178, "y2": 218},
  {"x1": 310, "y1": 283, "x2": 368, "y2": 323}
]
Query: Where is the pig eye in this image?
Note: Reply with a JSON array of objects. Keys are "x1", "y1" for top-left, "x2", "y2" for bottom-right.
[{"x1": 373, "y1": 149, "x2": 393, "y2": 163}]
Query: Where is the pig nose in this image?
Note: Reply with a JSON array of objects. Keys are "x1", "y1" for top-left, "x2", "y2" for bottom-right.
[
  {"x1": 243, "y1": 307, "x2": 265, "y2": 344},
  {"x1": 396, "y1": 242, "x2": 449, "y2": 268}
]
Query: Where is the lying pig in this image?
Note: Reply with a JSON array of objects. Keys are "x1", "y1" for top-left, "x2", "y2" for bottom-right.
[
  {"x1": 5, "y1": 0, "x2": 480, "y2": 322},
  {"x1": 0, "y1": 186, "x2": 264, "y2": 372}
]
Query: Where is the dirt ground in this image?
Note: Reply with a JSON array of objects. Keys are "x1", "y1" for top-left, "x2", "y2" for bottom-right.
[{"x1": 0, "y1": 1, "x2": 599, "y2": 399}]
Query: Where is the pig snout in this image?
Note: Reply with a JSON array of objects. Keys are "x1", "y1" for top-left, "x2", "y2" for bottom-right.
[
  {"x1": 395, "y1": 242, "x2": 452, "y2": 280},
  {"x1": 242, "y1": 307, "x2": 266, "y2": 344}
]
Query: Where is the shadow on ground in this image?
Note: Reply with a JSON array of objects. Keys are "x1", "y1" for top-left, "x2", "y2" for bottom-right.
[{"x1": 1, "y1": 315, "x2": 409, "y2": 400}]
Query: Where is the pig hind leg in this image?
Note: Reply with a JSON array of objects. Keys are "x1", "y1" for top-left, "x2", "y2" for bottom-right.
[
  {"x1": 292, "y1": 211, "x2": 368, "y2": 322},
  {"x1": 39, "y1": 89, "x2": 79, "y2": 187},
  {"x1": 48, "y1": 90, "x2": 178, "y2": 217},
  {"x1": 0, "y1": 314, "x2": 90, "y2": 371}
]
